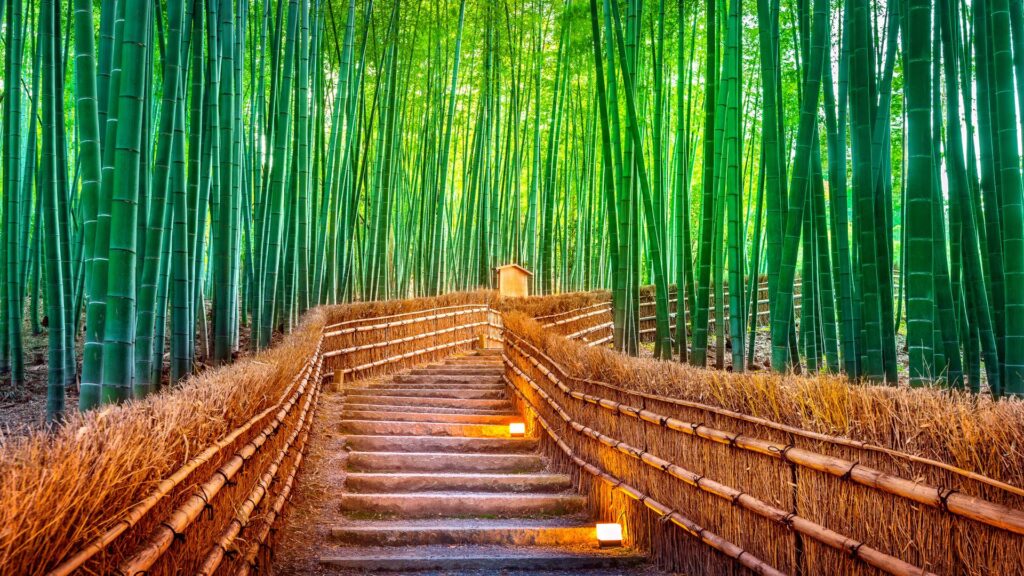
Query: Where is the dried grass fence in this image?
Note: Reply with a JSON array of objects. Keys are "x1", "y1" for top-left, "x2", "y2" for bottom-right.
[
  {"x1": 501, "y1": 310, "x2": 1024, "y2": 576},
  {"x1": 322, "y1": 291, "x2": 501, "y2": 385},
  {"x1": 0, "y1": 291, "x2": 499, "y2": 576}
]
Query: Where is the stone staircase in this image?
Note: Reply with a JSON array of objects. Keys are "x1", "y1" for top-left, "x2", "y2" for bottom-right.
[{"x1": 322, "y1": 349, "x2": 647, "y2": 573}]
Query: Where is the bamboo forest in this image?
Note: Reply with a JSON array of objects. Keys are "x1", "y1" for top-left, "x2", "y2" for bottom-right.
[{"x1": 1, "y1": 0, "x2": 1023, "y2": 426}]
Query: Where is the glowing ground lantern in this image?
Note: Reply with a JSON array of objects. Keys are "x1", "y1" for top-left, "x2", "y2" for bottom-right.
[
  {"x1": 595, "y1": 523, "x2": 623, "y2": 548},
  {"x1": 509, "y1": 422, "x2": 526, "y2": 437}
]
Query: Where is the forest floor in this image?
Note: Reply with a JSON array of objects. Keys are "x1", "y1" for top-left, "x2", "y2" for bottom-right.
[
  {"x1": 0, "y1": 326, "x2": 52, "y2": 434},
  {"x1": 0, "y1": 303, "x2": 257, "y2": 436}
]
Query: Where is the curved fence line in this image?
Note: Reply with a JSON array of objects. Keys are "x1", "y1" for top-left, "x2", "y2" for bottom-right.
[
  {"x1": 115, "y1": 347, "x2": 324, "y2": 574},
  {"x1": 505, "y1": 335, "x2": 1024, "y2": 534},
  {"x1": 505, "y1": 375, "x2": 789, "y2": 576},
  {"x1": 510, "y1": 331, "x2": 1024, "y2": 498},
  {"x1": 502, "y1": 365, "x2": 929, "y2": 576},
  {"x1": 501, "y1": 316, "x2": 1024, "y2": 575}
]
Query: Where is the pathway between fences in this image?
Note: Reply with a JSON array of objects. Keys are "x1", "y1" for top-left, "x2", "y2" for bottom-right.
[{"x1": 36, "y1": 293, "x2": 1024, "y2": 575}]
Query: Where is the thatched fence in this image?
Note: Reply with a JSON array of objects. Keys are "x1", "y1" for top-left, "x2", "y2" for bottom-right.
[
  {"x1": 323, "y1": 300, "x2": 501, "y2": 385},
  {"x1": 502, "y1": 310, "x2": 1024, "y2": 575}
]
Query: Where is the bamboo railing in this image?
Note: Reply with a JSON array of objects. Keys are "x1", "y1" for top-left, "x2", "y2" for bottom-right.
[
  {"x1": 46, "y1": 339, "x2": 325, "y2": 576},
  {"x1": 323, "y1": 304, "x2": 501, "y2": 384},
  {"x1": 501, "y1": 325, "x2": 1024, "y2": 575}
]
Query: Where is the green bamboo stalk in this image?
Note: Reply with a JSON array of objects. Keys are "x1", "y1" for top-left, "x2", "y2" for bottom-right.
[{"x1": 100, "y1": 0, "x2": 153, "y2": 404}]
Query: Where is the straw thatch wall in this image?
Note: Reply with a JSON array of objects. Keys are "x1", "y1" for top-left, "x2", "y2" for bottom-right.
[
  {"x1": 0, "y1": 308, "x2": 326, "y2": 576},
  {"x1": 1, "y1": 291, "x2": 499, "y2": 576},
  {"x1": 502, "y1": 310, "x2": 1024, "y2": 576}
]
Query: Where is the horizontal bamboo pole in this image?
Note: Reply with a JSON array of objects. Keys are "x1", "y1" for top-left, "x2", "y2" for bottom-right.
[
  {"x1": 543, "y1": 307, "x2": 610, "y2": 328},
  {"x1": 325, "y1": 306, "x2": 490, "y2": 337},
  {"x1": 195, "y1": 362, "x2": 321, "y2": 576},
  {"x1": 505, "y1": 363, "x2": 933, "y2": 576},
  {"x1": 44, "y1": 339, "x2": 323, "y2": 576},
  {"x1": 336, "y1": 335, "x2": 481, "y2": 377},
  {"x1": 325, "y1": 304, "x2": 489, "y2": 331},
  {"x1": 116, "y1": 354, "x2": 322, "y2": 574},
  {"x1": 567, "y1": 321, "x2": 613, "y2": 340},
  {"x1": 506, "y1": 336, "x2": 1024, "y2": 533},
  {"x1": 638, "y1": 292, "x2": 802, "y2": 313},
  {"x1": 544, "y1": 295, "x2": 800, "y2": 339},
  {"x1": 505, "y1": 376, "x2": 787, "y2": 576},
  {"x1": 505, "y1": 331, "x2": 1024, "y2": 499},
  {"x1": 233, "y1": 436, "x2": 307, "y2": 576},
  {"x1": 324, "y1": 320, "x2": 490, "y2": 357},
  {"x1": 533, "y1": 302, "x2": 612, "y2": 322}
]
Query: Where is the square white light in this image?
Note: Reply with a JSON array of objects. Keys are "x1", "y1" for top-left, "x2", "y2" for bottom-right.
[{"x1": 596, "y1": 523, "x2": 623, "y2": 547}]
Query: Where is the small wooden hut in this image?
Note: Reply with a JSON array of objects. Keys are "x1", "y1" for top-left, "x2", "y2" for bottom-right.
[{"x1": 494, "y1": 264, "x2": 532, "y2": 297}]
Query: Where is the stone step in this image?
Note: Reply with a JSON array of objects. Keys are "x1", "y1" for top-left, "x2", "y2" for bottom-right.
[
  {"x1": 344, "y1": 472, "x2": 572, "y2": 493},
  {"x1": 344, "y1": 435, "x2": 538, "y2": 453},
  {"x1": 328, "y1": 519, "x2": 594, "y2": 546},
  {"x1": 444, "y1": 358, "x2": 503, "y2": 365},
  {"x1": 410, "y1": 367, "x2": 504, "y2": 376},
  {"x1": 344, "y1": 387, "x2": 505, "y2": 400},
  {"x1": 391, "y1": 374, "x2": 503, "y2": 386},
  {"x1": 340, "y1": 420, "x2": 510, "y2": 437},
  {"x1": 345, "y1": 395, "x2": 512, "y2": 410},
  {"x1": 343, "y1": 402, "x2": 514, "y2": 416},
  {"x1": 341, "y1": 410, "x2": 517, "y2": 425},
  {"x1": 339, "y1": 492, "x2": 586, "y2": 518},
  {"x1": 347, "y1": 452, "x2": 545, "y2": 473},
  {"x1": 319, "y1": 544, "x2": 645, "y2": 572}
]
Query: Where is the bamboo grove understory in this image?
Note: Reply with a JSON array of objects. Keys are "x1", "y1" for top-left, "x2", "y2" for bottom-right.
[{"x1": 1, "y1": 0, "x2": 1023, "y2": 421}]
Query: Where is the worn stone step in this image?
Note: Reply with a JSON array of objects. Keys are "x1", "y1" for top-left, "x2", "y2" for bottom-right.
[
  {"x1": 344, "y1": 387, "x2": 505, "y2": 400},
  {"x1": 347, "y1": 451, "x2": 544, "y2": 473},
  {"x1": 340, "y1": 420, "x2": 510, "y2": 437},
  {"x1": 344, "y1": 435, "x2": 538, "y2": 453},
  {"x1": 341, "y1": 410, "x2": 517, "y2": 425},
  {"x1": 444, "y1": 358, "x2": 503, "y2": 365},
  {"x1": 344, "y1": 472, "x2": 572, "y2": 493},
  {"x1": 391, "y1": 374, "x2": 503, "y2": 386},
  {"x1": 339, "y1": 492, "x2": 586, "y2": 518},
  {"x1": 343, "y1": 403, "x2": 514, "y2": 416},
  {"x1": 328, "y1": 519, "x2": 594, "y2": 546},
  {"x1": 410, "y1": 367, "x2": 504, "y2": 376},
  {"x1": 319, "y1": 544, "x2": 645, "y2": 572},
  {"x1": 345, "y1": 395, "x2": 512, "y2": 410}
]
